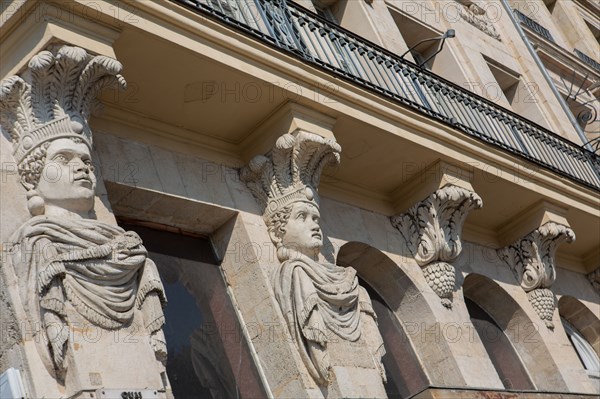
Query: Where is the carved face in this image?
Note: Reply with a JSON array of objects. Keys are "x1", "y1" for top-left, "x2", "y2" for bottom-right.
[
  {"x1": 281, "y1": 202, "x2": 323, "y2": 258},
  {"x1": 36, "y1": 138, "x2": 96, "y2": 214}
]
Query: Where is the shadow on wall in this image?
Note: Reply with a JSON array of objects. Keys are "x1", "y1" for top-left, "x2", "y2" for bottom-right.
[
  {"x1": 463, "y1": 273, "x2": 568, "y2": 391},
  {"x1": 337, "y1": 241, "x2": 431, "y2": 398},
  {"x1": 558, "y1": 295, "x2": 600, "y2": 357}
]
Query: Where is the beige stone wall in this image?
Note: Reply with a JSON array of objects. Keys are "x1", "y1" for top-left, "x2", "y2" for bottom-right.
[
  {"x1": 383, "y1": 0, "x2": 585, "y2": 142},
  {"x1": 1, "y1": 0, "x2": 598, "y2": 397},
  {"x1": 90, "y1": 131, "x2": 599, "y2": 395}
]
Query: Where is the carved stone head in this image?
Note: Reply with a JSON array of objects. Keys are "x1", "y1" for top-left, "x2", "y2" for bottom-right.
[
  {"x1": 34, "y1": 137, "x2": 96, "y2": 215},
  {"x1": 0, "y1": 45, "x2": 126, "y2": 216},
  {"x1": 277, "y1": 200, "x2": 323, "y2": 259},
  {"x1": 241, "y1": 132, "x2": 340, "y2": 260}
]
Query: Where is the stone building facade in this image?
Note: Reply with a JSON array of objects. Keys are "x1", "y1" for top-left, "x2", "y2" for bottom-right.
[{"x1": 0, "y1": 0, "x2": 598, "y2": 398}]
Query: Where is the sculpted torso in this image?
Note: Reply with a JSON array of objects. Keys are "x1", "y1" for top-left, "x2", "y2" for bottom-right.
[
  {"x1": 271, "y1": 202, "x2": 386, "y2": 384},
  {"x1": 0, "y1": 44, "x2": 168, "y2": 393},
  {"x1": 7, "y1": 136, "x2": 167, "y2": 377}
]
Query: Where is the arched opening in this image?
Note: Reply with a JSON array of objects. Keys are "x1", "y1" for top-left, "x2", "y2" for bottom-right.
[
  {"x1": 463, "y1": 273, "x2": 568, "y2": 391},
  {"x1": 337, "y1": 242, "x2": 436, "y2": 398},
  {"x1": 558, "y1": 296, "x2": 600, "y2": 379},
  {"x1": 464, "y1": 297, "x2": 534, "y2": 389},
  {"x1": 359, "y1": 278, "x2": 426, "y2": 399}
]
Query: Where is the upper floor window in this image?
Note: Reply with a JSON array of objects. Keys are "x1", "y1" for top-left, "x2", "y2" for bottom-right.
[
  {"x1": 485, "y1": 59, "x2": 521, "y2": 106},
  {"x1": 389, "y1": 11, "x2": 451, "y2": 71},
  {"x1": 542, "y1": 0, "x2": 557, "y2": 13},
  {"x1": 314, "y1": 2, "x2": 336, "y2": 23},
  {"x1": 482, "y1": 56, "x2": 549, "y2": 127},
  {"x1": 584, "y1": 20, "x2": 600, "y2": 46},
  {"x1": 562, "y1": 318, "x2": 600, "y2": 379}
]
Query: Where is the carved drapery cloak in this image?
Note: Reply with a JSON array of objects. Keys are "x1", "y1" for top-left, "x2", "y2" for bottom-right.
[
  {"x1": 273, "y1": 254, "x2": 384, "y2": 383},
  {"x1": 7, "y1": 216, "x2": 166, "y2": 373}
]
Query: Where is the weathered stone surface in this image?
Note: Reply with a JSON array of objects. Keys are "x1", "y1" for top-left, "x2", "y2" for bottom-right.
[
  {"x1": 0, "y1": 45, "x2": 169, "y2": 397},
  {"x1": 391, "y1": 184, "x2": 483, "y2": 307},
  {"x1": 241, "y1": 132, "x2": 387, "y2": 395},
  {"x1": 498, "y1": 222, "x2": 575, "y2": 329}
]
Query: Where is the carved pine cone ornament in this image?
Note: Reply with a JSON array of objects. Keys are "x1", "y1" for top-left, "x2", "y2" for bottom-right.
[
  {"x1": 422, "y1": 261, "x2": 455, "y2": 308},
  {"x1": 527, "y1": 288, "x2": 555, "y2": 329}
]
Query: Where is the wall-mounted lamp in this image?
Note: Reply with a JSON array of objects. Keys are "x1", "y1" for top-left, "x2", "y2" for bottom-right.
[{"x1": 399, "y1": 29, "x2": 456, "y2": 68}]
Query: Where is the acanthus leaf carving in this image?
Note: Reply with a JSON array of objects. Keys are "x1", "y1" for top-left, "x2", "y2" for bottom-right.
[
  {"x1": 391, "y1": 185, "x2": 483, "y2": 308},
  {"x1": 498, "y1": 222, "x2": 575, "y2": 328}
]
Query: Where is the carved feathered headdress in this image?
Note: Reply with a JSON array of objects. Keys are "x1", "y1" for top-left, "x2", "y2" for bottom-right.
[
  {"x1": 0, "y1": 45, "x2": 126, "y2": 164},
  {"x1": 241, "y1": 132, "x2": 341, "y2": 220}
]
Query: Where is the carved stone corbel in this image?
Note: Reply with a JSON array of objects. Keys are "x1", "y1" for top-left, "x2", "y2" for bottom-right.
[
  {"x1": 241, "y1": 130, "x2": 387, "y2": 396},
  {"x1": 498, "y1": 222, "x2": 575, "y2": 329},
  {"x1": 391, "y1": 184, "x2": 483, "y2": 308}
]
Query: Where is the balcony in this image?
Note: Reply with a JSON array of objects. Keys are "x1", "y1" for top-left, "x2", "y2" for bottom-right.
[
  {"x1": 513, "y1": 9, "x2": 555, "y2": 43},
  {"x1": 173, "y1": 0, "x2": 600, "y2": 190},
  {"x1": 574, "y1": 49, "x2": 600, "y2": 72}
]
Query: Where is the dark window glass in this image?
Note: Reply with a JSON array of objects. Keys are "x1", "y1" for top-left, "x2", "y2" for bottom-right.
[
  {"x1": 120, "y1": 223, "x2": 267, "y2": 399},
  {"x1": 465, "y1": 297, "x2": 535, "y2": 390}
]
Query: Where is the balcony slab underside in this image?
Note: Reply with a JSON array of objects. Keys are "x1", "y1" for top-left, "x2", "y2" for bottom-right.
[
  {"x1": 91, "y1": 18, "x2": 598, "y2": 273},
  {"x1": 1, "y1": 0, "x2": 596, "y2": 272}
]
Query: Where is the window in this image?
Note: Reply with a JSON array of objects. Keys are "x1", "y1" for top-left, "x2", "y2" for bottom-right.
[
  {"x1": 483, "y1": 57, "x2": 547, "y2": 126},
  {"x1": 562, "y1": 318, "x2": 600, "y2": 379},
  {"x1": 390, "y1": 14, "x2": 442, "y2": 70},
  {"x1": 542, "y1": 0, "x2": 557, "y2": 14},
  {"x1": 485, "y1": 58, "x2": 520, "y2": 105},
  {"x1": 314, "y1": 3, "x2": 336, "y2": 23},
  {"x1": 119, "y1": 223, "x2": 267, "y2": 398},
  {"x1": 465, "y1": 297, "x2": 535, "y2": 390},
  {"x1": 388, "y1": 9, "x2": 465, "y2": 85},
  {"x1": 584, "y1": 20, "x2": 600, "y2": 46}
]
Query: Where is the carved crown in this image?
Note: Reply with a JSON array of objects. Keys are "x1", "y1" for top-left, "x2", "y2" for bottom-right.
[
  {"x1": 240, "y1": 132, "x2": 340, "y2": 220},
  {"x1": 0, "y1": 45, "x2": 126, "y2": 163}
]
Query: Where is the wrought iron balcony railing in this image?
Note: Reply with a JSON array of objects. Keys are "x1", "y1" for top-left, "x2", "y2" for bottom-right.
[
  {"x1": 574, "y1": 49, "x2": 600, "y2": 72},
  {"x1": 513, "y1": 9, "x2": 555, "y2": 43},
  {"x1": 174, "y1": 0, "x2": 600, "y2": 190}
]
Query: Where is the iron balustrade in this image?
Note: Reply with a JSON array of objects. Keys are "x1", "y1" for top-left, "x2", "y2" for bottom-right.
[
  {"x1": 574, "y1": 49, "x2": 600, "y2": 72},
  {"x1": 174, "y1": 0, "x2": 600, "y2": 190},
  {"x1": 513, "y1": 9, "x2": 555, "y2": 43}
]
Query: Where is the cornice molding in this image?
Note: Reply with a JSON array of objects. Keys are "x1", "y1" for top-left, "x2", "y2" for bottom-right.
[
  {"x1": 529, "y1": 35, "x2": 600, "y2": 82},
  {"x1": 1, "y1": 3, "x2": 120, "y2": 78}
]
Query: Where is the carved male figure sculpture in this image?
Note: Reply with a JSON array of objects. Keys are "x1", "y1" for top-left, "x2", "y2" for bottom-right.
[
  {"x1": 242, "y1": 132, "x2": 386, "y2": 387},
  {"x1": 0, "y1": 46, "x2": 167, "y2": 385}
]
